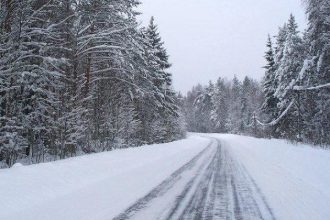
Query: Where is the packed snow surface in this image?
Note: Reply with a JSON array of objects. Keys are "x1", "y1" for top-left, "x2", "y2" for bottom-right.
[
  {"x1": 1, "y1": 134, "x2": 330, "y2": 220},
  {"x1": 0, "y1": 136, "x2": 211, "y2": 220},
  {"x1": 204, "y1": 134, "x2": 330, "y2": 220}
]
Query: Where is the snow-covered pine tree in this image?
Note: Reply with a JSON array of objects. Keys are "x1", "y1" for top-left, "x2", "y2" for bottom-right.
[
  {"x1": 75, "y1": 0, "x2": 143, "y2": 150},
  {"x1": 183, "y1": 84, "x2": 204, "y2": 132},
  {"x1": 243, "y1": 77, "x2": 264, "y2": 136},
  {"x1": 228, "y1": 76, "x2": 243, "y2": 134},
  {"x1": 270, "y1": 24, "x2": 288, "y2": 129},
  {"x1": 274, "y1": 15, "x2": 305, "y2": 140},
  {"x1": 274, "y1": 24, "x2": 288, "y2": 66},
  {"x1": 261, "y1": 35, "x2": 280, "y2": 137},
  {"x1": 210, "y1": 78, "x2": 228, "y2": 133},
  {"x1": 0, "y1": 0, "x2": 72, "y2": 165},
  {"x1": 0, "y1": 0, "x2": 26, "y2": 167},
  {"x1": 302, "y1": 0, "x2": 330, "y2": 145},
  {"x1": 51, "y1": 0, "x2": 85, "y2": 160},
  {"x1": 193, "y1": 82, "x2": 215, "y2": 133},
  {"x1": 144, "y1": 16, "x2": 169, "y2": 143},
  {"x1": 240, "y1": 77, "x2": 251, "y2": 133},
  {"x1": 241, "y1": 77, "x2": 253, "y2": 134},
  {"x1": 135, "y1": 26, "x2": 165, "y2": 144},
  {"x1": 140, "y1": 17, "x2": 184, "y2": 143}
]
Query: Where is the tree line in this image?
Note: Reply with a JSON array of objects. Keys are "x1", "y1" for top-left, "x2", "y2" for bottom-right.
[
  {"x1": 183, "y1": 76, "x2": 264, "y2": 135},
  {"x1": 0, "y1": 0, "x2": 185, "y2": 167},
  {"x1": 184, "y1": 0, "x2": 329, "y2": 147}
]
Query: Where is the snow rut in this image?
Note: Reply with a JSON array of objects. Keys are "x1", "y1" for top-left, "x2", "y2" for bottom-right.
[{"x1": 113, "y1": 138, "x2": 275, "y2": 220}]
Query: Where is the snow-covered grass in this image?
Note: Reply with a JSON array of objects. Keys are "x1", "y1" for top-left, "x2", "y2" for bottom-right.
[
  {"x1": 204, "y1": 133, "x2": 330, "y2": 220},
  {"x1": 0, "y1": 136, "x2": 211, "y2": 220}
]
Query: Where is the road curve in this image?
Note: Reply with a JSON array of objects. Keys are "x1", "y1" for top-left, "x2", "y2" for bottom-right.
[{"x1": 113, "y1": 138, "x2": 276, "y2": 220}]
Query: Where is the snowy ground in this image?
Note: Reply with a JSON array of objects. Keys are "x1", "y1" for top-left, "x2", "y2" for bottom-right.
[
  {"x1": 204, "y1": 133, "x2": 330, "y2": 220},
  {"x1": 1, "y1": 134, "x2": 330, "y2": 220},
  {"x1": 114, "y1": 137, "x2": 275, "y2": 220},
  {"x1": 0, "y1": 136, "x2": 211, "y2": 220}
]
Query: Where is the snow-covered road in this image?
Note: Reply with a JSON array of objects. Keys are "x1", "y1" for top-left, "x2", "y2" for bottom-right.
[
  {"x1": 209, "y1": 134, "x2": 330, "y2": 220},
  {"x1": 0, "y1": 136, "x2": 211, "y2": 220},
  {"x1": 1, "y1": 134, "x2": 330, "y2": 220},
  {"x1": 114, "y1": 138, "x2": 275, "y2": 220}
]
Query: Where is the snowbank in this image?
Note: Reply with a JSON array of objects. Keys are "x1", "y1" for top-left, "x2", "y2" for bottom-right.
[
  {"x1": 0, "y1": 136, "x2": 211, "y2": 220},
  {"x1": 206, "y1": 134, "x2": 330, "y2": 220}
]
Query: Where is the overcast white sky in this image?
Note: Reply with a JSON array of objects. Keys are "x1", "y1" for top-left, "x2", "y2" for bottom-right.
[{"x1": 138, "y1": 0, "x2": 307, "y2": 94}]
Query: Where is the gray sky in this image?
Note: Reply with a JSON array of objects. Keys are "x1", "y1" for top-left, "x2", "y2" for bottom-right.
[{"x1": 138, "y1": 0, "x2": 307, "y2": 94}]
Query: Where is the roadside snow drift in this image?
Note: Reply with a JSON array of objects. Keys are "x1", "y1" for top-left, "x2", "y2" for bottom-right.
[{"x1": 0, "y1": 136, "x2": 211, "y2": 220}]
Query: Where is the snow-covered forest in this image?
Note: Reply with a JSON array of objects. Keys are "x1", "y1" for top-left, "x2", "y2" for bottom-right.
[
  {"x1": 0, "y1": 1, "x2": 330, "y2": 219},
  {"x1": 0, "y1": 0, "x2": 185, "y2": 168},
  {"x1": 183, "y1": 1, "x2": 330, "y2": 147},
  {"x1": 183, "y1": 76, "x2": 263, "y2": 135},
  {"x1": 0, "y1": 0, "x2": 329, "y2": 169}
]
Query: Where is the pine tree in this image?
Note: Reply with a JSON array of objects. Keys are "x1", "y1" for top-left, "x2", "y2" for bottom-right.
[
  {"x1": 211, "y1": 77, "x2": 229, "y2": 133},
  {"x1": 140, "y1": 17, "x2": 184, "y2": 143},
  {"x1": 262, "y1": 35, "x2": 279, "y2": 128},
  {"x1": 0, "y1": 0, "x2": 74, "y2": 165},
  {"x1": 274, "y1": 15, "x2": 305, "y2": 140},
  {"x1": 52, "y1": 0, "x2": 83, "y2": 160},
  {"x1": 74, "y1": 0, "x2": 143, "y2": 149},
  {"x1": 183, "y1": 84, "x2": 204, "y2": 132},
  {"x1": 274, "y1": 24, "x2": 288, "y2": 65},
  {"x1": 194, "y1": 82, "x2": 215, "y2": 133},
  {"x1": 241, "y1": 77, "x2": 253, "y2": 133},
  {"x1": 228, "y1": 76, "x2": 243, "y2": 133},
  {"x1": 303, "y1": 0, "x2": 330, "y2": 145}
]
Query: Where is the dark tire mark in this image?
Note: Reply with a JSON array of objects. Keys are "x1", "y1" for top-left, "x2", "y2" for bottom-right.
[
  {"x1": 238, "y1": 163, "x2": 276, "y2": 220},
  {"x1": 176, "y1": 146, "x2": 220, "y2": 220},
  {"x1": 231, "y1": 178, "x2": 243, "y2": 220}
]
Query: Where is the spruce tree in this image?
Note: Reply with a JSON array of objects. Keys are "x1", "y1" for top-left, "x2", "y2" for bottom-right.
[
  {"x1": 262, "y1": 35, "x2": 279, "y2": 127},
  {"x1": 303, "y1": 0, "x2": 330, "y2": 145},
  {"x1": 211, "y1": 78, "x2": 229, "y2": 133},
  {"x1": 274, "y1": 15, "x2": 305, "y2": 140},
  {"x1": 141, "y1": 17, "x2": 183, "y2": 143},
  {"x1": 229, "y1": 76, "x2": 243, "y2": 133}
]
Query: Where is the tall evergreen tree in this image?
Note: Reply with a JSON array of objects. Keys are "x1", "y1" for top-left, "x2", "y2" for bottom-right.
[
  {"x1": 262, "y1": 36, "x2": 279, "y2": 124},
  {"x1": 211, "y1": 77, "x2": 229, "y2": 133},
  {"x1": 274, "y1": 15, "x2": 305, "y2": 140},
  {"x1": 228, "y1": 76, "x2": 243, "y2": 133},
  {"x1": 302, "y1": 0, "x2": 330, "y2": 145},
  {"x1": 0, "y1": 0, "x2": 73, "y2": 165},
  {"x1": 140, "y1": 17, "x2": 184, "y2": 143}
]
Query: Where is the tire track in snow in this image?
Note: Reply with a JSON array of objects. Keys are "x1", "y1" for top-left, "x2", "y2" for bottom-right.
[
  {"x1": 113, "y1": 138, "x2": 276, "y2": 220},
  {"x1": 113, "y1": 139, "x2": 216, "y2": 220}
]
